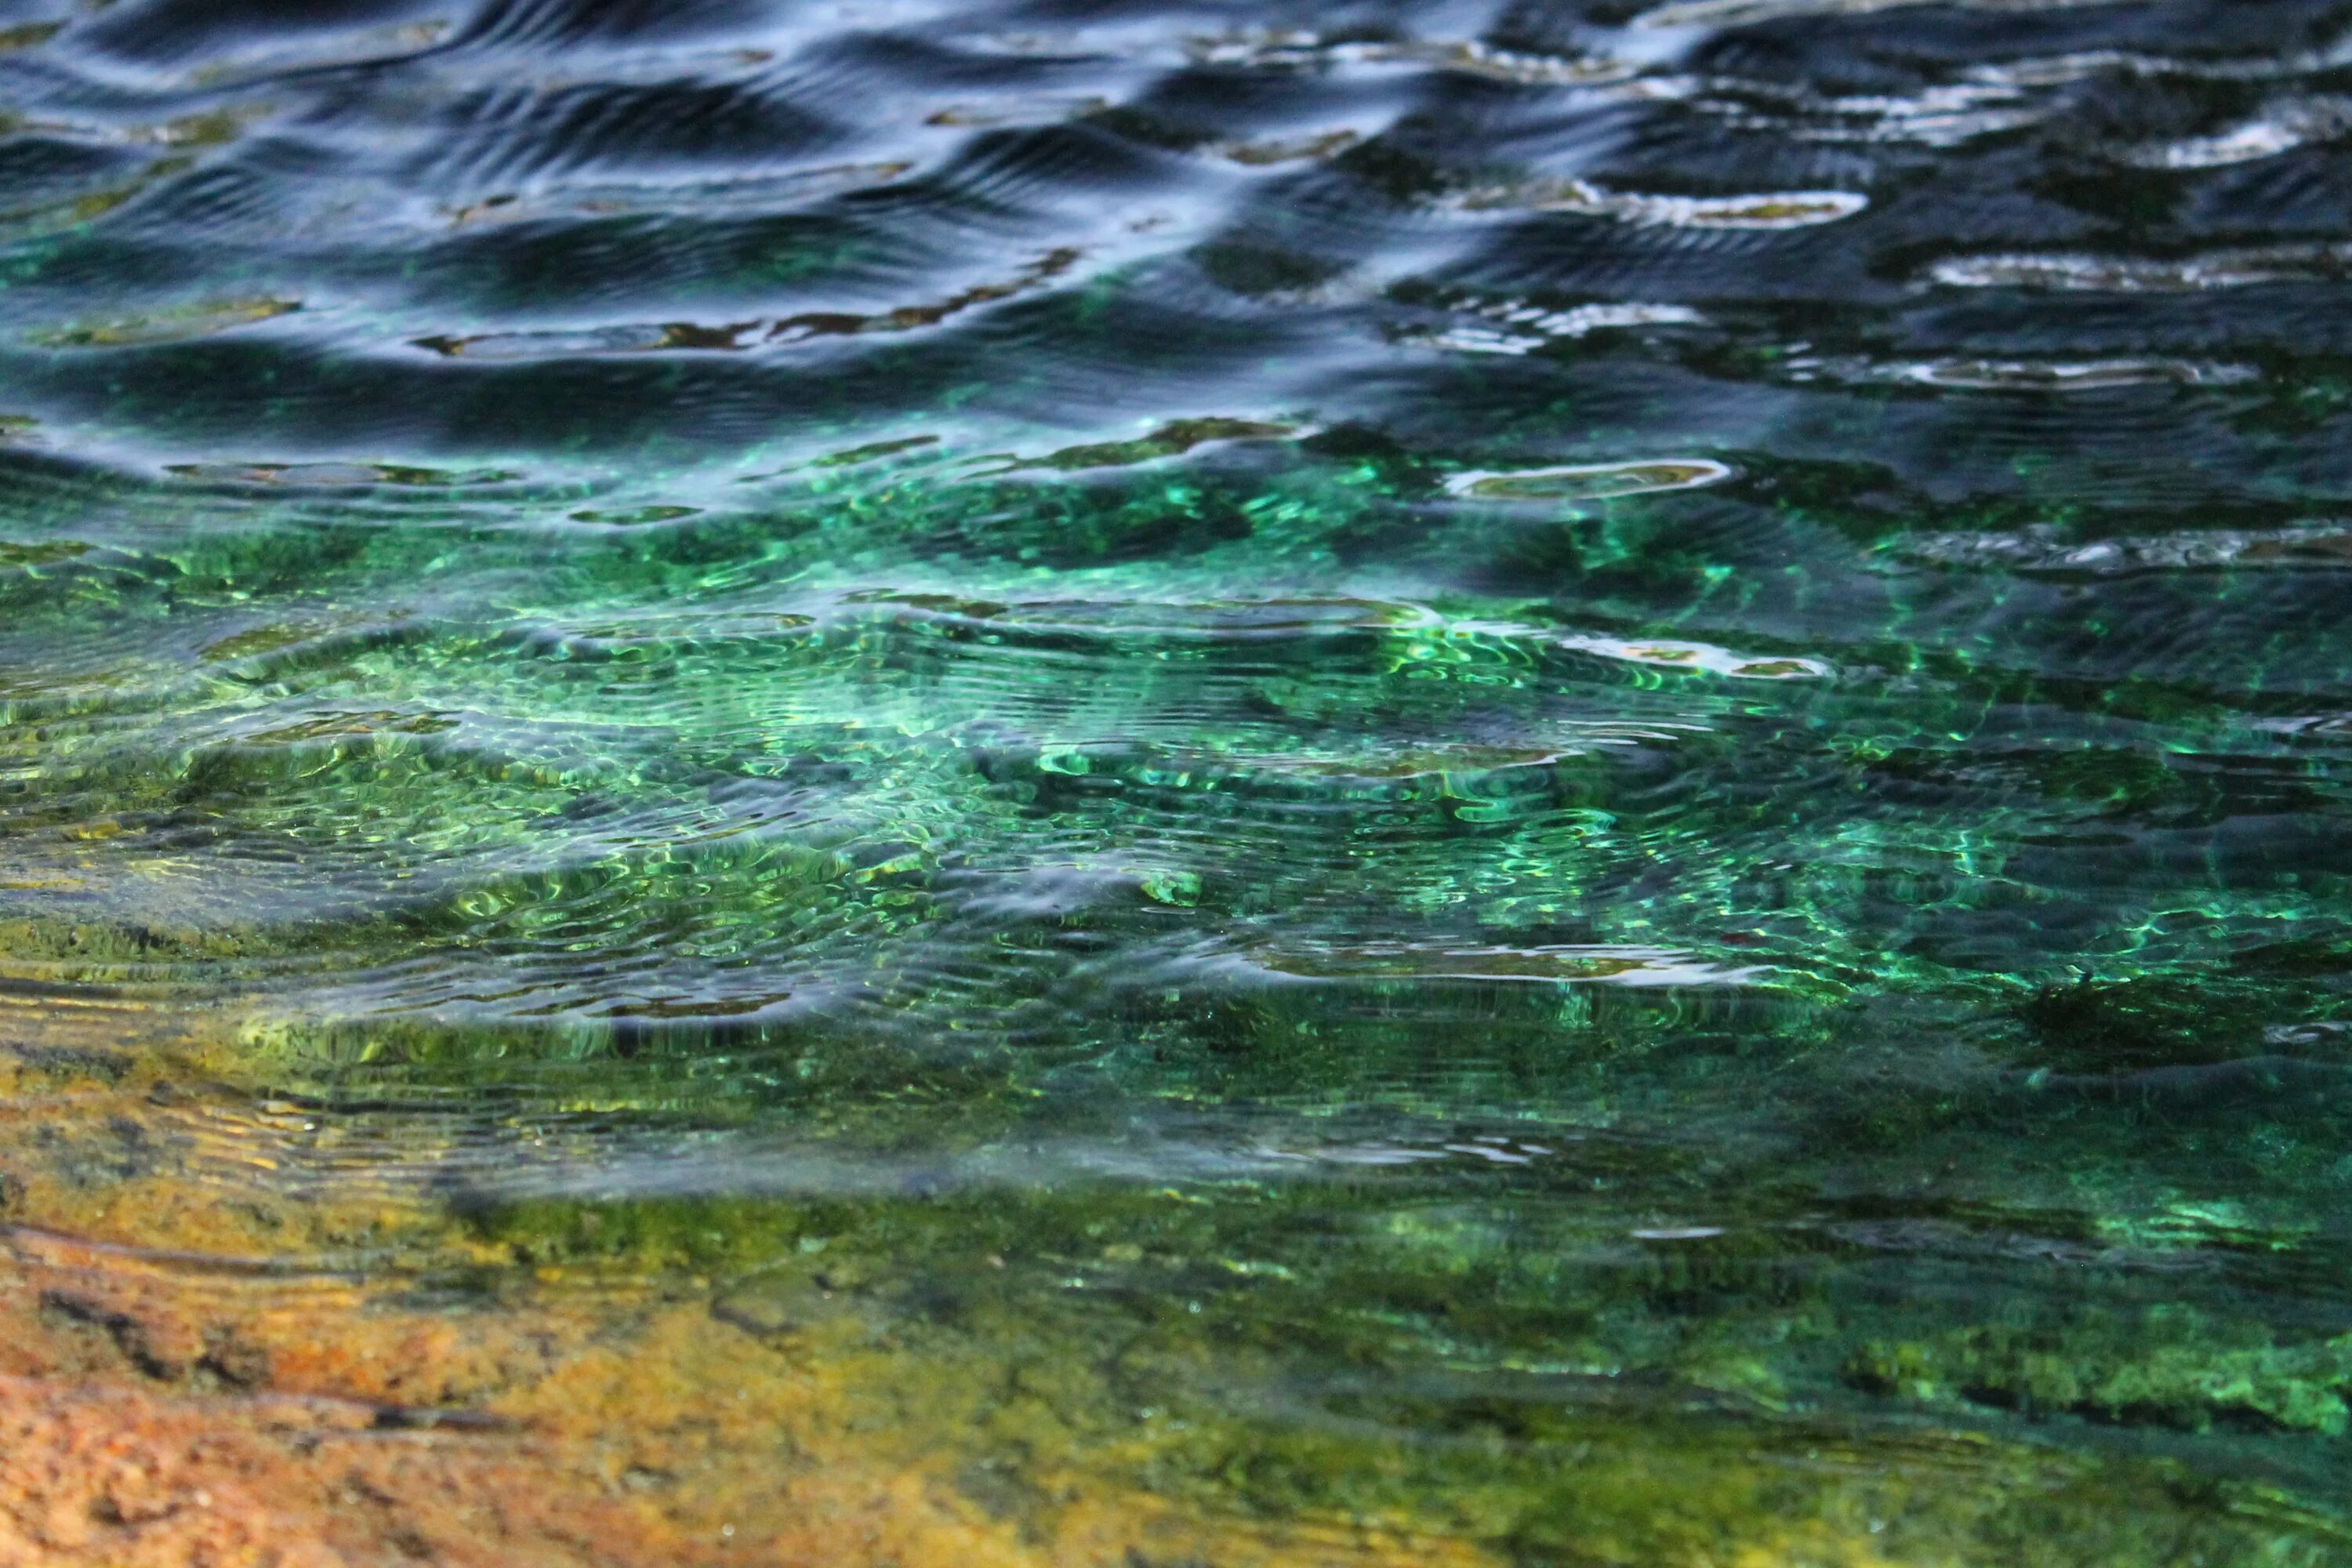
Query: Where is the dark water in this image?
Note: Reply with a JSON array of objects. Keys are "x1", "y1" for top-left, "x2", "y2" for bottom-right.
[{"x1": 5, "y1": 0, "x2": 2352, "y2": 1559}]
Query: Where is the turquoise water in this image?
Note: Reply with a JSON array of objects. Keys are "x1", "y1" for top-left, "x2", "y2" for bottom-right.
[{"x1": 4, "y1": 1, "x2": 2352, "y2": 1560}]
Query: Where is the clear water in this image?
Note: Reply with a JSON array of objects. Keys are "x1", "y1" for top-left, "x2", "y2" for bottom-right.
[{"x1": 4, "y1": 0, "x2": 2352, "y2": 1561}]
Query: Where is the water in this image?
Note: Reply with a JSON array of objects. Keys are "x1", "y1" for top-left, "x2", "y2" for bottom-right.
[{"x1": 2, "y1": 0, "x2": 2351, "y2": 1561}]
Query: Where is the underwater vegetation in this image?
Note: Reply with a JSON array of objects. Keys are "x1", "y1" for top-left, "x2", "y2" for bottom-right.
[{"x1": 5, "y1": 0, "x2": 2352, "y2": 1561}]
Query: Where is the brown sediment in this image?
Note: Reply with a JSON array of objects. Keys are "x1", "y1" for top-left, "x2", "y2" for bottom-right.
[
  {"x1": 0, "y1": 1020, "x2": 1497, "y2": 1568},
  {"x1": 0, "y1": 1372, "x2": 695, "y2": 1568},
  {"x1": 0, "y1": 1351, "x2": 1501, "y2": 1567},
  {"x1": 0, "y1": 1250, "x2": 1495, "y2": 1568}
]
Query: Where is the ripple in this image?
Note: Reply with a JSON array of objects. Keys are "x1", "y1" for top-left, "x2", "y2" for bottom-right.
[
  {"x1": 1555, "y1": 634, "x2": 1832, "y2": 680},
  {"x1": 1926, "y1": 244, "x2": 2352, "y2": 291},
  {"x1": 167, "y1": 462, "x2": 519, "y2": 488},
  {"x1": 1693, "y1": 78, "x2": 2049, "y2": 147},
  {"x1": 0, "y1": 163, "x2": 193, "y2": 247},
  {"x1": 408, "y1": 319, "x2": 757, "y2": 358},
  {"x1": 1451, "y1": 179, "x2": 1867, "y2": 229},
  {"x1": 161, "y1": 20, "x2": 452, "y2": 86},
  {"x1": 0, "y1": 21, "x2": 63, "y2": 53},
  {"x1": 2122, "y1": 97, "x2": 2352, "y2": 170},
  {"x1": 1210, "y1": 129, "x2": 1364, "y2": 168},
  {"x1": 1020, "y1": 418, "x2": 1297, "y2": 471},
  {"x1": 34, "y1": 298, "x2": 302, "y2": 350},
  {"x1": 1187, "y1": 33, "x2": 1632, "y2": 87},
  {"x1": 1949, "y1": 41, "x2": 2352, "y2": 100},
  {"x1": 1818, "y1": 356, "x2": 2257, "y2": 390},
  {"x1": 1253, "y1": 942, "x2": 1766, "y2": 987},
  {"x1": 1635, "y1": 0, "x2": 2132, "y2": 26},
  {"x1": 1446, "y1": 459, "x2": 1734, "y2": 499},
  {"x1": 925, "y1": 94, "x2": 1109, "y2": 129},
  {"x1": 832, "y1": 589, "x2": 1444, "y2": 644},
  {"x1": 1403, "y1": 299, "x2": 1705, "y2": 354},
  {"x1": 410, "y1": 248, "x2": 1082, "y2": 359},
  {"x1": 1253, "y1": 1134, "x2": 1561, "y2": 1168},
  {"x1": 1898, "y1": 524, "x2": 2352, "y2": 576},
  {"x1": 0, "y1": 538, "x2": 85, "y2": 569},
  {"x1": 441, "y1": 160, "x2": 916, "y2": 227}
]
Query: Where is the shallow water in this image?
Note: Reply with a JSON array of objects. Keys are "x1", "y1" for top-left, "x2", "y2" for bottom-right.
[{"x1": 3, "y1": 0, "x2": 2352, "y2": 1562}]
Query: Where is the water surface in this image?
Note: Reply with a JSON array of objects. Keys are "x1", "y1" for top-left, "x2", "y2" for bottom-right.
[{"x1": 4, "y1": 0, "x2": 2352, "y2": 1562}]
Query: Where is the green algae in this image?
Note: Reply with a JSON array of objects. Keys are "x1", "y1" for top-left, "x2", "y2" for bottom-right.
[
  {"x1": 426, "y1": 1174, "x2": 2352, "y2": 1566},
  {"x1": 5, "y1": 438, "x2": 2352, "y2": 1559},
  {"x1": 1853, "y1": 1314, "x2": 2352, "y2": 1436}
]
